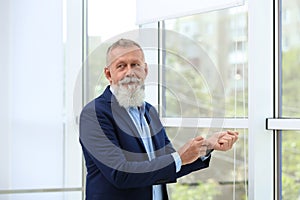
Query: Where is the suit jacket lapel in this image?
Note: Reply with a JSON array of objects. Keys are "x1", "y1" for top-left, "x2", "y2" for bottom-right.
[
  {"x1": 103, "y1": 86, "x2": 146, "y2": 151},
  {"x1": 143, "y1": 106, "x2": 161, "y2": 154}
]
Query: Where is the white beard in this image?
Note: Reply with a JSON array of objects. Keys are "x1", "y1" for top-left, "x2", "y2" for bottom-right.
[{"x1": 112, "y1": 77, "x2": 145, "y2": 108}]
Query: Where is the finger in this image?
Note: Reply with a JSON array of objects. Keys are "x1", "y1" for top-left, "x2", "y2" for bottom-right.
[
  {"x1": 219, "y1": 138, "x2": 233, "y2": 150},
  {"x1": 223, "y1": 132, "x2": 238, "y2": 143},
  {"x1": 228, "y1": 134, "x2": 236, "y2": 146},
  {"x1": 228, "y1": 132, "x2": 239, "y2": 143},
  {"x1": 227, "y1": 130, "x2": 239, "y2": 139},
  {"x1": 218, "y1": 135, "x2": 233, "y2": 143},
  {"x1": 192, "y1": 137, "x2": 204, "y2": 146},
  {"x1": 225, "y1": 134, "x2": 236, "y2": 143},
  {"x1": 218, "y1": 131, "x2": 227, "y2": 138},
  {"x1": 222, "y1": 140, "x2": 232, "y2": 150},
  {"x1": 194, "y1": 135, "x2": 204, "y2": 141}
]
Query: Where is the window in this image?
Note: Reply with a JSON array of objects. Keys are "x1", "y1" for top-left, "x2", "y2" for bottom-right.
[
  {"x1": 159, "y1": 5, "x2": 248, "y2": 199},
  {"x1": 162, "y1": 7, "x2": 248, "y2": 118},
  {"x1": 280, "y1": 0, "x2": 300, "y2": 199},
  {"x1": 7, "y1": 0, "x2": 298, "y2": 199}
]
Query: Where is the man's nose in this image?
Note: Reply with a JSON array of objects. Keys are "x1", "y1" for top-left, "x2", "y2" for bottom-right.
[{"x1": 125, "y1": 65, "x2": 135, "y2": 77}]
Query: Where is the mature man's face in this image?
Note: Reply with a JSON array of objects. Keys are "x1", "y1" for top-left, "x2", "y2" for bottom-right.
[
  {"x1": 105, "y1": 46, "x2": 148, "y2": 86},
  {"x1": 104, "y1": 46, "x2": 148, "y2": 108}
]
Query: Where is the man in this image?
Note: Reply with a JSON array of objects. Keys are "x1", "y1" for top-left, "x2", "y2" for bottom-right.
[{"x1": 79, "y1": 38, "x2": 238, "y2": 200}]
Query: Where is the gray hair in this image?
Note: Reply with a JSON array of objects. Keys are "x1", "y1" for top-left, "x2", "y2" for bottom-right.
[{"x1": 106, "y1": 38, "x2": 144, "y2": 66}]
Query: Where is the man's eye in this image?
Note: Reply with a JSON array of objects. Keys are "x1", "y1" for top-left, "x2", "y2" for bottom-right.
[
  {"x1": 132, "y1": 63, "x2": 141, "y2": 67},
  {"x1": 117, "y1": 64, "x2": 125, "y2": 69}
]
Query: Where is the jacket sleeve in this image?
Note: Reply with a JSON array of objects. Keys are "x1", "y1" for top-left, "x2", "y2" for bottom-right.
[{"x1": 176, "y1": 156, "x2": 211, "y2": 178}]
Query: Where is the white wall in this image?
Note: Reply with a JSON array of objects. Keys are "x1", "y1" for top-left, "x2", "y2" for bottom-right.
[
  {"x1": 0, "y1": 0, "x2": 65, "y2": 191},
  {"x1": 0, "y1": 0, "x2": 12, "y2": 190}
]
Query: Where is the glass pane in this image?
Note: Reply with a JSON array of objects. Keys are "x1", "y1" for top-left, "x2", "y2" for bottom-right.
[
  {"x1": 162, "y1": 5, "x2": 248, "y2": 118},
  {"x1": 281, "y1": 0, "x2": 300, "y2": 199},
  {"x1": 281, "y1": 0, "x2": 300, "y2": 117},
  {"x1": 166, "y1": 127, "x2": 248, "y2": 200},
  {"x1": 281, "y1": 131, "x2": 300, "y2": 199},
  {"x1": 85, "y1": 0, "x2": 138, "y2": 102},
  {"x1": 0, "y1": 191, "x2": 82, "y2": 200}
]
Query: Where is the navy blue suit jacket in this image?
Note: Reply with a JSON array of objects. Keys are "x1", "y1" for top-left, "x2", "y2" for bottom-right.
[{"x1": 79, "y1": 86, "x2": 210, "y2": 200}]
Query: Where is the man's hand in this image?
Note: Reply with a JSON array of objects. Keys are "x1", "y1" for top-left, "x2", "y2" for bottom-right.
[
  {"x1": 205, "y1": 130, "x2": 239, "y2": 151},
  {"x1": 177, "y1": 136, "x2": 207, "y2": 165}
]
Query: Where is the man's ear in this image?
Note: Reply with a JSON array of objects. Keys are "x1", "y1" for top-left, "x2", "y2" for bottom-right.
[
  {"x1": 144, "y1": 63, "x2": 148, "y2": 76},
  {"x1": 104, "y1": 67, "x2": 112, "y2": 83}
]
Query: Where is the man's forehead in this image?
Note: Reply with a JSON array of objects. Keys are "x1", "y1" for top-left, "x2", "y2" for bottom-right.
[
  {"x1": 110, "y1": 46, "x2": 142, "y2": 57},
  {"x1": 108, "y1": 46, "x2": 144, "y2": 65}
]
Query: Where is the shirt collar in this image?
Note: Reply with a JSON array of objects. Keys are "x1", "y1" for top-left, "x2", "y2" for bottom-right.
[{"x1": 128, "y1": 102, "x2": 145, "y2": 114}]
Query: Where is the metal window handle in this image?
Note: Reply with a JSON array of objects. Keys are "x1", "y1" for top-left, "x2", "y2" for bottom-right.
[{"x1": 266, "y1": 118, "x2": 300, "y2": 130}]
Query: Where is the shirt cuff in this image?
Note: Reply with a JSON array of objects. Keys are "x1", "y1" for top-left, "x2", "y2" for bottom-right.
[
  {"x1": 171, "y1": 152, "x2": 182, "y2": 172},
  {"x1": 200, "y1": 149, "x2": 214, "y2": 161}
]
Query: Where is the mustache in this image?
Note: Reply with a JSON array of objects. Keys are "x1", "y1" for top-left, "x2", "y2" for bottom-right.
[{"x1": 119, "y1": 77, "x2": 142, "y2": 85}]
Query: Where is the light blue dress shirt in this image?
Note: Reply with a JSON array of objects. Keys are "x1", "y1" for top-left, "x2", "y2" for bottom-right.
[{"x1": 127, "y1": 105, "x2": 182, "y2": 200}]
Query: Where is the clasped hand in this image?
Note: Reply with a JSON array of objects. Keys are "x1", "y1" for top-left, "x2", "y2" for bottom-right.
[{"x1": 178, "y1": 130, "x2": 239, "y2": 165}]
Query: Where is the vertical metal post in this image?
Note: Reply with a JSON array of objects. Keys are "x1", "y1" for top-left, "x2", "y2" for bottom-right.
[
  {"x1": 248, "y1": 0, "x2": 275, "y2": 199},
  {"x1": 274, "y1": 0, "x2": 282, "y2": 199}
]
